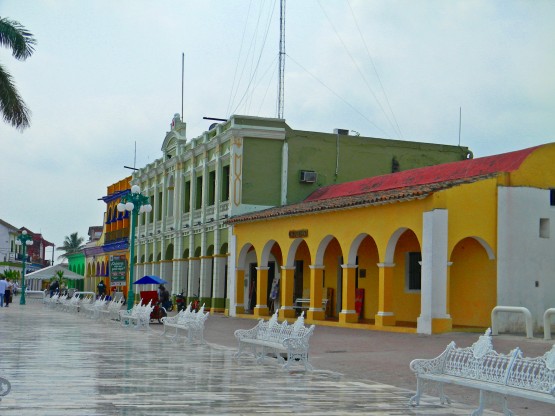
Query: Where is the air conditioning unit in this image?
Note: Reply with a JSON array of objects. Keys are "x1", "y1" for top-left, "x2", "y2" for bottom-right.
[{"x1": 300, "y1": 170, "x2": 317, "y2": 183}]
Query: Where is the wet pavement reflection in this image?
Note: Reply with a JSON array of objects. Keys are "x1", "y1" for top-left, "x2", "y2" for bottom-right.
[{"x1": 0, "y1": 302, "x2": 500, "y2": 415}]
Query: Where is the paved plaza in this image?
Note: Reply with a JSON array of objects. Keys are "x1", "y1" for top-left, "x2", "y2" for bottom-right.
[{"x1": 0, "y1": 301, "x2": 553, "y2": 415}]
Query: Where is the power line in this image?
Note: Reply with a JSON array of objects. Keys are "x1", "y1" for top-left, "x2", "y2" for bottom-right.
[
  {"x1": 317, "y1": 0, "x2": 401, "y2": 139},
  {"x1": 346, "y1": 0, "x2": 403, "y2": 139},
  {"x1": 287, "y1": 54, "x2": 390, "y2": 137}
]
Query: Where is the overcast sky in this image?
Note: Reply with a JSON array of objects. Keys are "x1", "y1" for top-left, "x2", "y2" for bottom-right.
[{"x1": 1, "y1": 0, "x2": 554, "y2": 260}]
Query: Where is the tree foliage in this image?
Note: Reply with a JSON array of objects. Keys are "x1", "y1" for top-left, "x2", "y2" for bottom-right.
[
  {"x1": 56, "y1": 232, "x2": 85, "y2": 260},
  {"x1": 0, "y1": 16, "x2": 36, "y2": 130}
]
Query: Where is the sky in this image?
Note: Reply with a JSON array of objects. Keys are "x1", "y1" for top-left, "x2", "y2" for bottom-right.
[{"x1": 1, "y1": 0, "x2": 554, "y2": 261}]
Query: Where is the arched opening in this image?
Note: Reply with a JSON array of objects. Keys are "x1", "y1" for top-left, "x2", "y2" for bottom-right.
[
  {"x1": 350, "y1": 234, "x2": 379, "y2": 322},
  {"x1": 450, "y1": 237, "x2": 496, "y2": 329},
  {"x1": 165, "y1": 244, "x2": 174, "y2": 260},
  {"x1": 392, "y1": 229, "x2": 421, "y2": 326}
]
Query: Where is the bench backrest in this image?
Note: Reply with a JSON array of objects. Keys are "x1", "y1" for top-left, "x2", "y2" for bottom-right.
[
  {"x1": 255, "y1": 311, "x2": 313, "y2": 342},
  {"x1": 443, "y1": 329, "x2": 514, "y2": 385},
  {"x1": 505, "y1": 345, "x2": 555, "y2": 395},
  {"x1": 440, "y1": 329, "x2": 555, "y2": 394}
]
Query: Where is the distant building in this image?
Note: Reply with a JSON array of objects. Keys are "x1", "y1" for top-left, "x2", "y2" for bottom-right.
[
  {"x1": 130, "y1": 114, "x2": 471, "y2": 313},
  {"x1": 88, "y1": 177, "x2": 132, "y2": 298},
  {"x1": 228, "y1": 143, "x2": 555, "y2": 334},
  {"x1": 0, "y1": 219, "x2": 19, "y2": 265},
  {"x1": 0, "y1": 219, "x2": 53, "y2": 275}
]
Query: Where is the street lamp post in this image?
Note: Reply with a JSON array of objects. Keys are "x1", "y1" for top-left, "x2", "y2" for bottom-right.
[
  {"x1": 15, "y1": 230, "x2": 33, "y2": 305},
  {"x1": 117, "y1": 185, "x2": 152, "y2": 310}
]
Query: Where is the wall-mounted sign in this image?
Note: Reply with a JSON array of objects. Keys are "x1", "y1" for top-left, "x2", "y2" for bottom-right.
[
  {"x1": 289, "y1": 229, "x2": 308, "y2": 238},
  {"x1": 109, "y1": 255, "x2": 127, "y2": 286}
]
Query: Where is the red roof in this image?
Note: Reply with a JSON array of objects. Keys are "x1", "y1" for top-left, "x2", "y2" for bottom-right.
[
  {"x1": 306, "y1": 145, "x2": 540, "y2": 202},
  {"x1": 226, "y1": 144, "x2": 542, "y2": 225}
]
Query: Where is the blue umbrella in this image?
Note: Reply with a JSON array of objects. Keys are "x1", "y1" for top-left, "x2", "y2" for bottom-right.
[{"x1": 133, "y1": 275, "x2": 168, "y2": 285}]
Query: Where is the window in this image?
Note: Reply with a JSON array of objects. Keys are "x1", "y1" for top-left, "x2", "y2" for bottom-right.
[
  {"x1": 149, "y1": 195, "x2": 154, "y2": 222},
  {"x1": 540, "y1": 218, "x2": 550, "y2": 238},
  {"x1": 195, "y1": 176, "x2": 203, "y2": 209},
  {"x1": 406, "y1": 252, "x2": 422, "y2": 291},
  {"x1": 208, "y1": 170, "x2": 216, "y2": 206},
  {"x1": 184, "y1": 181, "x2": 191, "y2": 213},
  {"x1": 222, "y1": 165, "x2": 230, "y2": 201},
  {"x1": 157, "y1": 191, "x2": 163, "y2": 220},
  {"x1": 551, "y1": 189, "x2": 555, "y2": 206}
]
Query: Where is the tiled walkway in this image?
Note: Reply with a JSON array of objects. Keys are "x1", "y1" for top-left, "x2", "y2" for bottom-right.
[{"x1": 0, "y1": 302, "x2": 502, "y2": 415}]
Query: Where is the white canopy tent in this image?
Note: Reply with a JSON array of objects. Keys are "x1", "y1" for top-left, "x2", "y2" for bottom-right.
[
  {"x1": 25, "y1": 263, "x2": 85, "y2": 292},
  {"x1": 25, "y1": 263, "x2": 84, "y2": 280}
]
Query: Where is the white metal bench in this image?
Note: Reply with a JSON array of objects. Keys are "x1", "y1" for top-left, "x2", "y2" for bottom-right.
[
  {"x1": 58, "y1": 294, "x2": 82, "y2": 313},
  {"x1": 234, "y1": 311, "x2": 316, "y2": 371},
  {"x1": 24, "y1": 289, "x2": 47, "y2": 303},
  {"x1": 99, "y1": 298, "x2": 125, "y2": 321},
  {"x1": 409, "y1": 328, "x2": 555, "y2": 415},
  {"x1": 161, "y1": 303, "x2": 209, "y2": 343},
  {"x1": 293, "y1": 297, "x2": 328, "y2": 313},
  {"x1": 82, "y1": 297, "x2": 108, "y2": 319},
  {"x1": 44, "y1": 293, "x2": 60, "y2": 308},
  {"x1": 119, "y1": 302, "x2": 154, "y2": 330}
]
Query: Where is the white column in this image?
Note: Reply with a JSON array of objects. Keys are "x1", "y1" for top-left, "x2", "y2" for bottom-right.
[
  {"x1": 417, "y1": 209, "x2": 449, "y2": 335},
  {"x1": 228, "y1": 229, "x2": 237, "y2": 316}
]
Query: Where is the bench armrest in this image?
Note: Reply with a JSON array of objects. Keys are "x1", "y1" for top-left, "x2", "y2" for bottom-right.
[
  {"x1": 234, "y1": 320, "x2": 265, "y2": 340},
  {"x1": 410, "y1": 341, "x2": 456, "y2": 375}
]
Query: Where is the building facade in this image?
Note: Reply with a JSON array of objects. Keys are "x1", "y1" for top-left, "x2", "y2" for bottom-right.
[
  {"x1": 228, "y1": 143, "x2": 555, "y2": 334},
  {"x1": 130, "y1": 114, "x2": 471, "y2": 313},
  {"x1": 0, "y1": 219, "x2": 53, "y2": 275},
  {"x1": 84, "y1": 178, "x2": 131, "y2": 297}
]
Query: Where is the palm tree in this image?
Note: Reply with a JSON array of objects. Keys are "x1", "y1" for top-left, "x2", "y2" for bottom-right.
[
  {"x1": 56, "y1": 232, "x2": 85, "y2": 260},
  {"x1": 0, "y1": 17, "x2": 36, "y2": 130}
]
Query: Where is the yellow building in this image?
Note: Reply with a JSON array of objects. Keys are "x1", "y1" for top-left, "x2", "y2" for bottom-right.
[
  {"x1": 85, "y1": 177, "x2": 131, "y2": 297},
  {"x1": 227, "y1": 143, "x2": 555, "y2": 334}
]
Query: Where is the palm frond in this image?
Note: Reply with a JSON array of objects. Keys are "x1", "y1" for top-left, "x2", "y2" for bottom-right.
[
  {"x1": 0, "y1": 17, "x2": 36, "y2": 60},
  {"x1": 0, "y1": 64, "x2": 31, "y2": 130}
]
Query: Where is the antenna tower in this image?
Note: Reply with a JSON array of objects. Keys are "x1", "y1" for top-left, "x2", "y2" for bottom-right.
[{"x1": 277, "y1": 0, "x2": 286, "y2": 119}]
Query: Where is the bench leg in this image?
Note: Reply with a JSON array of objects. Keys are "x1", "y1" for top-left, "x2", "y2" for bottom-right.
[
  {"x1": 438, "y1": 383, "x2": 451, "y2": 405},
  {"x1": 283, "y1": 349, "x2": 313, "y2": 371},
  {"x1": 501, "y1": 394, "x2": 513, "y2": 416},
  {"x1": 409, "y1": 378, "x2": 422, "y2": 406},
  {"x1": 471, "y1": 390, "x2": 486, "y2": 416}
]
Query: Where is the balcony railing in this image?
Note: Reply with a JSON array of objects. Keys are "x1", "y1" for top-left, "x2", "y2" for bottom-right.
[{"x1": 105, "y1": 228, "x2": 130, "y2": 243}]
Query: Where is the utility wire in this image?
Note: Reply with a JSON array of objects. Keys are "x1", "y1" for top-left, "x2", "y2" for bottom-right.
[
  {"x1": 258, "y1": 54, "x2": 279, "y2": 116},
  {"x1": 346, "y1": 0, "x2": 403, "y2": 139},
  {"x1": 317, "y1": 0, "x2": 399, "y2": 139},
  {"x1": 287, "y1": 54, "x2": 390, "y2": 138},
  {"x1": 226, "y1": 0, "x2": 253, "y2": 116},
  {"x1": 232, "y1": 0, "x2": 277, "y2": 115}
]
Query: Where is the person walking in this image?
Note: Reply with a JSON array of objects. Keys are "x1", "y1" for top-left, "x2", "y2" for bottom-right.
[
  {"x1": 49, "y1": 279, "x2": 59, "y2": 298},
  {"x1": 4, "y1": 279, "x2": 13, "y2": 307},
  {"x1": 159, "y1": 285, "x2": 171, "y2": 310},
  {"x1": 0, "y1": 276, "x2": 8, "y2": 307},
  {"x1": 97, "y1": 280, "x2": 106, "y2": 298}
]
